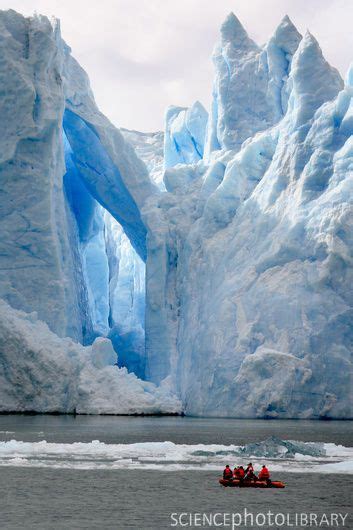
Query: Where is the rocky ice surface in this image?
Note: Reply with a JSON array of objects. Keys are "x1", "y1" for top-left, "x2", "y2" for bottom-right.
[{"x1": 0, "y1": 9, "x2": 352, "y2": 417}]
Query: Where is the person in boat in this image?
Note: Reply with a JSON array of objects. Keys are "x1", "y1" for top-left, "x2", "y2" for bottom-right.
[
  {"x1": 233, "y1": 467, "x2": 241, "y2": 479},
  {"x1": 258, "y1": 465, "x2": 271, "y2": 484},
  {"x1": 223, "y1": 465, "x2": 233, "y2": 480},
  {"x1": 245, "y1": 462, "x2": 257, "y2": 481},
  {"x1": 238, "y1": 466, "x2": 245, "y2": 479},
  {"x1": 233, "y1": 466, "x2": 245, "y2": 483}
]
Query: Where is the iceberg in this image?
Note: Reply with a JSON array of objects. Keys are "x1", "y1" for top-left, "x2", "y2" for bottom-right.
[{"x1": 0, "y1": 438, "x2": 351, "y2": 473}]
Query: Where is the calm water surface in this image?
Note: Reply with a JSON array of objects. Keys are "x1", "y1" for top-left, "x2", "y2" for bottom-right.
[
  {"x1": 0, "y1": 415, "x2": 352, "y2": 445},
  {"x1": 0, "y1": 415, "x2": 351, "y2": 529}
]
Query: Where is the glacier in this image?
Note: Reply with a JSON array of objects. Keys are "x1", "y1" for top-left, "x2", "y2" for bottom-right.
[{"x1": 0, "y1": 9, "x2": 352, "y2": 418}]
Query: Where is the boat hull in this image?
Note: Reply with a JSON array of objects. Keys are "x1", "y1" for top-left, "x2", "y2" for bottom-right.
[{"x1": 219, "y1": 479, "x2": 285, "y2": 488}]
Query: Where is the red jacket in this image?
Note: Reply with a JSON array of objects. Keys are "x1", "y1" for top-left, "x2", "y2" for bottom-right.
[
  {"x1": 238, "y1": 468, "x2": 245, "y2": 478},
  {"x1": 223, "y1": 468, "x2": 233, "y2": 479},
  {"x1": 259, "y1": 467, "x2": 270, "y2": 480}
]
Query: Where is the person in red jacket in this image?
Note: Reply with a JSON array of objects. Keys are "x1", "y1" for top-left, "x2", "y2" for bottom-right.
[
  {"x1": 233, "y1": 467, "x2": 242, "y2": 479},
  {"x1": 259, "y1": 465, "x2": 271, "y2": 484},
  {"x1": 223, "y1": 465, "x2": 233, "y2": 480},
  {"x1": 245, "y1": 462, "x2": 257, "y2": 481},
  {"x1": 233, "y1": 466, "x2": 246, "y2": 485},
  {"x1": 238, "y1": 466, "x2": 245, "y2": 479}
]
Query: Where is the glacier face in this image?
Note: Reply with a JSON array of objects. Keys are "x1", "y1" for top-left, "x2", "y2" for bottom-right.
[
  {"x1": 0, "y1": 11, "x2": 82, "y2": 340},
  {"x1": 0, "y1": 9, "x2": 352, "y2": 418},
  {"x1": 105, "y1": 213, "x2": 146, "y2": 379},
  {"x1": 144, "y1": 17, "x2": 353, "y2": 418}
]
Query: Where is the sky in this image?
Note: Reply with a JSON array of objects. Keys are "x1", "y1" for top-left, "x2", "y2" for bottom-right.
[{"x1": 1, "y1": 0, "x2": 352, "y2": 131}]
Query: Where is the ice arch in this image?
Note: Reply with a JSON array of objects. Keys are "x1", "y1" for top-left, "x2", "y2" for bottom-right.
[
  {"x1": 63, "y1": 112, "x2": 150, "y2": 377},
  {"x1": 63, "y1": 109, "x2": 148, "y2": 262}
]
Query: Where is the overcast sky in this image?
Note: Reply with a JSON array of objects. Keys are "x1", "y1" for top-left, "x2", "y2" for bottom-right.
[{"x1": 1, "y1": 0, "x2": 352, "y2": 131}]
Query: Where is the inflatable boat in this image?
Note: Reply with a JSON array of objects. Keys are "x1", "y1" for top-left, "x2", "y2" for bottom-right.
[{"x1": 219, "y1": 478, "x2": 285, "y2": 488}]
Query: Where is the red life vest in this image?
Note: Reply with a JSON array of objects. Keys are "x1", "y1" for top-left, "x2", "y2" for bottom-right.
[
  {"x1": 259, "y1": 467, "x2": 270, "y2": 480},
  {"x1": 238, "y1": 468, "x2": 245, "y2": 478},
  {"x1": 224, "y1": 468, "x2": 233, "y2": 478}
]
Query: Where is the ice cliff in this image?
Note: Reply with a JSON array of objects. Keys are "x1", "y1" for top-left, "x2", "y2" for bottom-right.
[
  {"x1": 146, "y1": 15, "x2": 353, "y2": 418},
  {"x1": 0, "y1": 10, "x2": 352, "y2": 418}
]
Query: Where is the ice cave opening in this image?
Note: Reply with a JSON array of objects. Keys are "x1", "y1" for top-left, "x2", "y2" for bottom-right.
[{"x1": 63, "y1": 112, "x2": 147, "y2": 380}]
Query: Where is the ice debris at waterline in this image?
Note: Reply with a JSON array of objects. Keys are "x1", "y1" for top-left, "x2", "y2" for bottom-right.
[
  {"x1": 193, "y1": 436, "x2": 326, "y2": 459},
  {"x1": 0, "y1": 438, "x2": 352, "y2": 473},
  {"x1": 0, "y1": 300, "x2": 180, "y2": 414},
  {"x1": 0, "y1": 10, "x2": 353, "y2": 417}
]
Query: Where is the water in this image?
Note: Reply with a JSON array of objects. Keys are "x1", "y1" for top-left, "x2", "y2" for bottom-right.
[{"x1": 0, "y1": 415, "x2": 352, "y2": 529}]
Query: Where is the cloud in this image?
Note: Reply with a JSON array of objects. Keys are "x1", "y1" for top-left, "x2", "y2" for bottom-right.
[{"x1": 0, "y1": 0, "x2": 352, "y2": 131}]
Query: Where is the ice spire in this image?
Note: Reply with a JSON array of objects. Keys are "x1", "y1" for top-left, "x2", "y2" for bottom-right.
[
  {"x1": 270, "y1": 15, "x2": 302, "y2": 55},
  {"x1": 287, "y1": 30, "x2": 343, "y2": 126},
  {"x1": 263, "y1": 15, "x2": 302, "y2": 118},
  {"x1": 205, "y1": 13, "x2": 262, "y2": 157},
  {"x1": 220, "y1": 12, "x2": 257, "y2": 49},
  {"x1": 163, "y1": 101, "x2": 208, "y2": 169}
]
